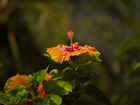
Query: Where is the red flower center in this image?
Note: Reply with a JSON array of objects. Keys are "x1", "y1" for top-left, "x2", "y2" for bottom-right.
[
  {"x1": 64, "y1": 44, "x2": 80, "y2": 52},
  {"x1": 65, "y1": 30, "x2": 80, "y2": 52}
]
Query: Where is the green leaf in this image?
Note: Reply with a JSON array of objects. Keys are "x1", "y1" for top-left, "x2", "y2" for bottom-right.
[
  {"x1": 0, "y1": 92, "x2": 11, "y2": 104},
  {"x1": 62, "y1": 67, "x2": 75, "y2": 81},
  {"x1": 33, "y1": 66, "x2": 49, "y2": 86},
  {"x1": 34, "y1": 95, "x2": 62, "y2": 105},
  {"x1": 43, "y1": 80, "x2": 72, "y2": 95},
  {"x1": 49, "y1": 69, "x2": 58, "y2": 76},
  {"x1": 70, "y1": 54, "x2": 102, "y2": 67},
  {"x1": 28, "y1": 75, "x2": 34, "y2": 88},
  {"x1": 43, "y1": 53, "x2": 50, "y2": 58},
  {"x1": 0, "y1": 85, "x2": 28, "y2": 104},
  {"x1": 84, "y1": 84, "x2": 112, "y2": 105},
  {"x1": 122, "y1": 34, "x2": 140, "y2": 52},
  {"x1": 63, "y1": 67, "x2": 72, "y2": 72},
  {"x1": 88, "y1": 55, "x2": 102, "y2": 63},
  {"x1": 133, "y1": 62, "x2": 140, "y2": 70},
  {"x1": 49, "y1": 95, "x2": 62, "y2": 105}
]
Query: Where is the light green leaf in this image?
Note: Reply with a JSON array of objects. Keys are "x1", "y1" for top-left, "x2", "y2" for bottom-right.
[
  {"x1": 28, "y1": 75, "x2": 34, "y2": 88},
  {"x1": 43, "y1": 80, "x2": 72, "y2": 95},
  {"x1": 0, "y1": 92, "x2": 11, "y2": 104},
  {"x1": 0, "y1": 85, "x2": 28, "y2": 104},
  {"x1": 49, "y1": 69, "x2": 58, "y2": 75},
  {"x1": 34, "y1": 95, "x2": 62, "y2": 105},
  {"x1": 43, "y1": 53, "x2": 50, "y2": 58},
  {"x1": 49, "y1": 95, "x2": 62, "y2": 105},
  {"x1": 33, "y1": 66, "x2": 49, "y2": 86},
  {"x1": 63, "y1": 67, "x2": 72, "y2": 72},
  {"x1": 88, "y1": 55, "x2": 102, "y2": 63}
]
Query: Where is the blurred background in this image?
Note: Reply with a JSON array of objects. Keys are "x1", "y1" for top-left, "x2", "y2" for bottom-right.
[{"x1": 0, "y1": 0, "x2": 140, "y2": 105}]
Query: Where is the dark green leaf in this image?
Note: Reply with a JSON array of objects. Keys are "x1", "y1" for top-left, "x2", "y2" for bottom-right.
[
  {"x1": 0, "y1": 85, "x2": 28, "y2": 104},
  {"x1": 43, "y1": 80, "x2": 72, "y2": 95},
  {"x1": 62, "y1": 67, "x2": 75, "y2": 81},
  {"x1": 122, "y1": 34, "x2": 140, "y2": 52},
  {"x1": 70, "y1": 54, "x2": 102, "y2": 67},
  {"x1": 84, "y1": 84, "x2": 112, "y2": 105}
]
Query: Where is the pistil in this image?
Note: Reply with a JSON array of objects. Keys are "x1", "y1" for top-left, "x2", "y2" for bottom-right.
[{"x1": 67, "y1": 29, "x2": 74, "y2": 51}]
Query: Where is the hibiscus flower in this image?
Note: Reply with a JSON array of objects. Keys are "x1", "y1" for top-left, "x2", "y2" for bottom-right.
[{"x1": 47, "y1": 30, "x2": 100, "y2": 63}]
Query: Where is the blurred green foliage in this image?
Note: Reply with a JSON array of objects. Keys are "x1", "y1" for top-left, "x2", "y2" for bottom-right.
[
  {"x1": 0, "y1": 0, "x2": 140, "y2": 105},
  {"x1": 0, "y1": 62, "x2": 2, "y2": 68},
  {"x1": 0, "y1": 85, "x2": 28, "y2": 104}
]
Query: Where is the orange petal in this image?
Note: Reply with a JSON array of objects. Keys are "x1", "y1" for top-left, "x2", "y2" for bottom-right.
[
  {"x1": 47, "y1": 45, "x2": 68, "y2": 63},
  {"x1": 37, "y1": 73, "x2": 53, "y2": 98},
  {"x1": 4, "y1": 74, "x2": 28, "y2": 93},
  {"x1": 46, "y1": 43, "x2": 100, "y2": 63},
  {"x1": 45, "y1": 73, "x2": 52, "y2": 81}
]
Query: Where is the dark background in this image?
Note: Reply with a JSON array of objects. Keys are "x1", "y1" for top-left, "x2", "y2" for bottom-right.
[{"x1": 0, "y1": 0, "x2": 140, "y2": 105}]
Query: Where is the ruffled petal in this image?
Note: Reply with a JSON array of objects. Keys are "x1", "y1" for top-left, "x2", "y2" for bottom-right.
[{"x1": 4, "y1": 74, "x2": 28, "y2": 93}]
